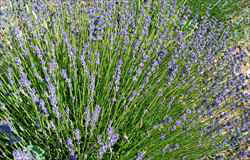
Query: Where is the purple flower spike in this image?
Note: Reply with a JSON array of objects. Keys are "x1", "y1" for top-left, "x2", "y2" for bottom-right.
[
  {"x1": 140, "y1": 63, "x2": 144, "y2": 68},
  {"x1": 0, "y1": 124, "x2": 11, "y2": 134},
  {"x1": 176, "y1": 120, "x2": 181, "y2": 127},
  {"x1": 74, "y1": 128, "x2": 81, "y2": 144},
  {"x1": 66, "y1": 137, "x2": 75, "y2": 154},
  {"x1": 109, "y1": 134, "x2": 119, "y2": 147},
  {"x1": 19, "y1": 72, "x2": 31, "y2": 88},
  {"x1": 69, "y1": 154, "x2": 77, "y2": 160},
  {"x1": 136, "y1": 152, "x2": 145, "y2": 160},
  {"x1": 84, "y1": 107, "x2": 91, "y2": 128},
  {"x1": 12, "y1": 149, "x2": 34, "y2": 160},
  {"x1": 66, "y1": 138, "x2": 73, "y2": 149},
  {"x1": 113, "y1": 59, "x2": 123, "y2": 93},
  {"x1": 98, "y1": 144, "x2": 108, "y2": 159},
  {"x1": 7, "y1": 67, "x2": 14, "y2": 85},
  {"x1": 61, "y1": 69, "x2": 68, "y2": 80},
  {"x1": 173, "y1": 0, "x2": 177, "y2": 9},
  {"x1": 37, "y1": 98, "x2": 48, "y2": 115},
  {"x1": 107, "y1": 121, "x2": 119, "y2": 148},
  {"x1": 0, "y1": 123, "x2": 20, "y2": 144},
  {"x1": 91, "y1": 105, "x2": 101, "y2": 129}
]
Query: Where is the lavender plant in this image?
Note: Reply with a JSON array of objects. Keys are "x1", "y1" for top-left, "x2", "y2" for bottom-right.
[{"x1": 0, "y1": 0, "x2": 249, "y2": 160}]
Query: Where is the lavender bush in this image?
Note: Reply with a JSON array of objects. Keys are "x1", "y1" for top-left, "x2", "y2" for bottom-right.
[{"x1": 0, "y1": 0, "x2": 249, "y2": 160}]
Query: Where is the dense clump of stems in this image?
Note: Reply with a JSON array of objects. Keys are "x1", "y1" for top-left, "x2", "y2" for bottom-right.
[{"x1": 0, "y1": 0, "x2": 248, "y2": 160}]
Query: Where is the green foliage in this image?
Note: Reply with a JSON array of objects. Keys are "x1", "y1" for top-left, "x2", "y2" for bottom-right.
[
  {"x1": 24, "y1": 144, "x2": 46, "y2": 160},
  {"x1": 182, "y1": 0, "x2": 242, "y2": 22}
]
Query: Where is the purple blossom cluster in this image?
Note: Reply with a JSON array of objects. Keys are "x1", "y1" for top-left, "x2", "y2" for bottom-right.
[
  {"x1": 0, "y1": 121, "x2": 21, "y2": 145},
  {"x1": 97, "y1": 121, "x2": 119, "y2": 159},
  {"x1": 61, "y1": 68, "x2": 73, "y2": 94},
  {"x1": 48, "y1": 82, "x2": 60, "y2": 119},
  {"x1": 30, "y1": 45, "x2": 61, "y2": 119},
  {"x1": 91, "y1": 105, "x2": 101, "y2": 129},
  {"x1": 66, "y1": 137, "x2": 77, "y2": 160},
  {"x1": 62, "y1": 30, "x2": 76, "y2": 61},
  {"x1": 84, "y1": 105, "x2": 101, "y2": 129},
  {"x1": 135, "y1": 151, "x2": 145, "y2": 160},
  {"x1": 138, "y1": 50, "x2": 166, "y2": 93},
  {"x1": 113, "y1": 59, "x2": 123, "y2": 94},
  {"x1": 80, "y1": 45, "x2": 91, "y2": 79},
  {"x1": 89, "y1": 73, "x2": 96, "y2": 105},
  {"x1": 15, "y1": 57, "x2": 49, "y2": 116},
  {"x1": 7, "y1": 67, "x2": 14, "y2": 86},
  {"x1": 74, "y1": 128, "x2": 81, "y2": 145},
  {"x1": 132, "y1": 54, "x2": 149, "y2": 83},
  {"x1": 12, "y1": 149, "x2": 34, "y2": 160},
  {"x1": 85, "y1": 0, "x2": 115, "y2": 41}
]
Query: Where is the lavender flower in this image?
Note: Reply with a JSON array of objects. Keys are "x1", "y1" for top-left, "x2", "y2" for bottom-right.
[
  {"x1": 113, "y1": 59, "x2": 123, "y2": 93},
  {"x1": 84, "y1": 106, "x2": 91, "y2": 128},
  {"x1": 0, "y1": 123, "x2": 11, "y2": 134},
  {"x1": 7, "y1": 67, "x2": 14, "y2": 86},
  {"x1": 171, "y1": 125, "x2": 177, "y2": 131},
  {"x1": 48, "y1": 59, "x2": 58, "y2": 74},
  {"x1": 61, "y1": 69, "x2": 68, "y2": 80},
  {"x1": 48, "y1": 82, "x2": 60, "y2": 119},
  {"x1": 97, "y1": 121, "x2": 119, "y2": 159},
  {"x1": 107, "y1": 121, "x2": 119, "y2": 148},
  {"x1": 0, "y1": 124, "x2": 20, "y2": 144},
  {"x1": 88, "y1": 13, "x2": 108, "y2": 40},
  {"x1": 176, "y1": 120, "x2": 181, "y2": 127},
  {"x1": 80, "y1": 48, "x2": 91, "y2": 79},
  {"x1": 139, "y1": 63, "x2": 144, "y2": 68},
  {"x1": 135, "y1": 152, "x2": 145, "y2": 160},
  {"x1": 74, "y1": 128, "x2": 81, "y2": 144},
  {"x1": 61, "y1": 68, "x2": 73, "y2": 91},
  {"x1": 15, "y1": 59, "x2": 48, "y2": 116},
  {"x1": 97, "y1": 135, "x2": 104, "y2": 146},
  {"x1": 160, "y1": 116, "x2": 173, "y2": 125},
  {"x1": 48, "y1": 120, "x2": 56, "y2": 130},
  {"x1": 141, "y1": 15, "x2": 151, "y2": 36},
  {"x1": 133, "y1": 65, "x2": 142, "y2": 82},
  {"x1": 91, "y1": 105, "x2": 101, "y2": 129},
  {"x1": 172, "y1": 0, "x2": 177, "y2": 10},
  {"x1": 89, "y1": 74, "x2": 96, "y2": 104},
  {"x1": 19, "y1": 71, "x2": 31, "y2": 88},
  {"x1": 35, "y1": 97, "x2": 48, "y2": 116},
  {"x1": 167, "y1": 60, "x2": 178, "y2": 80},
  {"x1": 12, "y1": 149, "x2": 34, "y2": 160},
  {"x1": 98, "y1": 143, "x2": 108, "y2": 159},
  {"x1": 64, "y1": 107, "x2": 70, "y2": 120},
  {"x1": 95, "y1": 51, "x2": 100, "y2": 65},
  {"x1": 31, "y1": 45, "x2": 43, "y2": 58},
  {"x1": 66, "y1": 137, "x2": 74, "y2": 154},
  {"x1": 69, "y1": 154, "x2": 77, "y2": 160}
]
